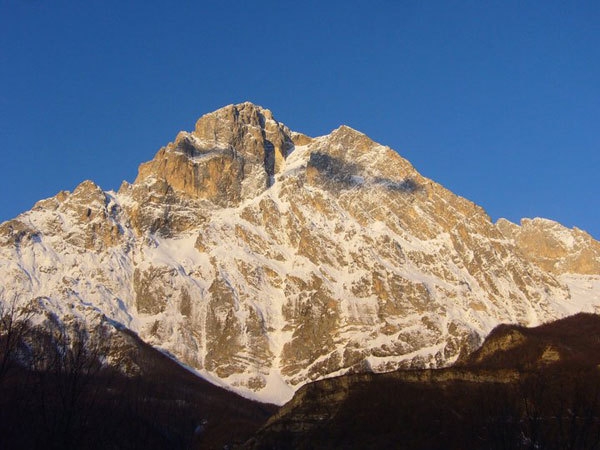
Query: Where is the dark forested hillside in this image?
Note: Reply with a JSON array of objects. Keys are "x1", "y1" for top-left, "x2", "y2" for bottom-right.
[
  {"x1": 245, "y1": 314, "x2": 600, "y2": 450},
  {"x1": 0, "y1": 306, "x2": 275, "y2": 450}
]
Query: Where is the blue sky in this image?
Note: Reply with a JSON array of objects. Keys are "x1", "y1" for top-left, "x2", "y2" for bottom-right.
[{"x1": 1, "y1": 1, "x2": 599, "y2": 238}]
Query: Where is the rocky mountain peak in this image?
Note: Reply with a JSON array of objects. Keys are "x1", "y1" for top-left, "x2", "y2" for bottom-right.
[
  {"x1": 118, "y1": 103, "x2": 300, "y2": 234},
  {"x1": 129, "y1": 103, "x2": 294, "y2": 208},
  {"x1": 2, "y1": 103, "x2": 600, "y2": 405},
  {"x1": 327, "y1": 124, "x2": 375, "y2": 151},
  {"x1": 193, "y1": 102, "x2": 276, "y2": 143},
  {"x1": 191, "y1": 102, "x2": 295, "y2": 182}
]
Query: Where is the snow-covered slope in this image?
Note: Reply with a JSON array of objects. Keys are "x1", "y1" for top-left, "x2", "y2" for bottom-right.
[{"x1": 1, "y1": 102, "x2": 599, "y2": 405}]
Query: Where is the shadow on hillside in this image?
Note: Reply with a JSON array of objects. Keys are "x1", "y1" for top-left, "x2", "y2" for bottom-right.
[
  {"x1": 307, "y1": 152, "x2": 420, "y2": 193},
  {"x1": 246, "y1": 314, "x2": 600, "y2": 450},
  {"x1": 0, "y1": 318, "x2": 275, "y2": 450}
]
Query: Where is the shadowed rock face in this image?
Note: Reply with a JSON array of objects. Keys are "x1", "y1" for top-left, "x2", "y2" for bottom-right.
[
  {"x1": 1, "y1": 102, "x2": 599, "y2": 405},
  {"x1": 244, "y1": 314, "x2": 600, "y2": 450},
  {"x1": 459, "y1": 312, "x2": 600, "y2": 369}
]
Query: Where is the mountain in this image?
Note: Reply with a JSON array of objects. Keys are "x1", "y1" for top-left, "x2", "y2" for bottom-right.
[
  {"x1": 1, "y1": 102, "x2": 599, "y2": 404},
  {"x1": 244, "y1": 313, "x2": 600, "y2": 449}
]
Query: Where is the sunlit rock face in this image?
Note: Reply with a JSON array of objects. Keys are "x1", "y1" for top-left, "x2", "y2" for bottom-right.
[
  {"x1": 497, "y1": 217, "x2": 600, "y2": 275},
  {"x1": 1, "y1": 102, "x2": 599, "y2": 404}
]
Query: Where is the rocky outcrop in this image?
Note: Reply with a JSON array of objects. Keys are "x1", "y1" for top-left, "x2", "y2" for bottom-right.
[
  {"x1": 136, "y1": 103, "x2": 294, "y2": 199},
  {"x1": 124, "y1": 103, "x2": 295, "y2": 236},
  {"x1": 1, "y1": 181, "x2": 123, "y2": 252},
  {"x1": 497, "y1": 217, "x2": 600, "y2": 275}
]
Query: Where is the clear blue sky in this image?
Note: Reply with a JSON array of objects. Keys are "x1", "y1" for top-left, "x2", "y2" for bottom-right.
[{"x1": 2, "y1": 1, "x2": 599, "y2": 238}]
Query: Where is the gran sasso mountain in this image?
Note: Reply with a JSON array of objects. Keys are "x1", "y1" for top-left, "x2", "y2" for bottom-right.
[{"x1": 1, "y1": 102, "x2": 599, "y2": 404}]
